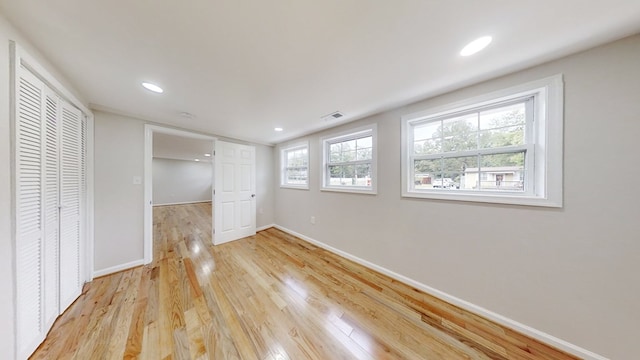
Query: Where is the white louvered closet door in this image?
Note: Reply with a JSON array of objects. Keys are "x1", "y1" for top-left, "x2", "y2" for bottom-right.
[
  {"x1": 15, "y1": 64, "x2": 87, "y2": 359},
  {"x1": 42, "y1": 87, "x2": 60, "y2": 329},
  {"x1": 15, "y1": 67, "x2": 47, "y2": 359},
  {"x1": 59, "y1": 100, "x2": 84, "y2": 311}
]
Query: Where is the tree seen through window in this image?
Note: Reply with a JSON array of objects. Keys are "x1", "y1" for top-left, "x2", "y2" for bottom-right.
[{"x1": 413, "y1": 102, "x2": 527, "y2": 189}]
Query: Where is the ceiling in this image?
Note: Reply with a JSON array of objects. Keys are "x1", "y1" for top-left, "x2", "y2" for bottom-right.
[
  {"x1": 2, "y1": 1, "x2": 640, "y2": 145},
  {"x1": 153, "y1": 133, "x2": 213, "y2": 162}
]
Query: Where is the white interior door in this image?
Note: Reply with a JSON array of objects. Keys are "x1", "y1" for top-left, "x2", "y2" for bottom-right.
[
  {"x1": 59, "y1": 100, "x2": 84, "y2": 311},
  {"x1": 214, "y1": 141, "x2": 256, "y2": 245},
  {"x1": 13, "y1": 46, "x2": 88, "y2": 360},
  {"x1": 15, "y1": 67, "x2": 47, "y2": 359},
  {"x1": 42, "y1": 87, "x2": 60, "y2": 330}
]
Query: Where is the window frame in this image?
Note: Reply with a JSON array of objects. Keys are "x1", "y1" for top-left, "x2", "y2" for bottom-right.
[
  {"x1": 401, "y1": 74, "x2": 564, "y2": 207},
  {"x1": 321, "y1": 125, "x2": 377, "y2": 194},
  {"x1": 280, "y1": 140, "x2": 310, "y2": 190}
]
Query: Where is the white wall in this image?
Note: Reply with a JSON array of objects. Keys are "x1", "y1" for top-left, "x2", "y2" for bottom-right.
[
  {"x1": 0, "y1": 14, "x2": 89, "y2": 360},
  {"x1": 274, "y1": 34, "x2": 640, "y2": 359},
  {"x1": 94, "y1": 111, "x2": 276, "y2": 273},
  {"x1": 152, "y1": 158, "x2": 212, "y2": 205},
  {"x1": 256, "y1": 144, "x2": 276, "y2": 228},
  {"x1": 94, "y1": 111, "x2": 146, "y2": 272}
]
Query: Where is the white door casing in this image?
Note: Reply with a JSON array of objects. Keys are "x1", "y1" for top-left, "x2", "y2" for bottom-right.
[
  {"x1": 143, "y1": 125, "x2": 217, "y2": 264},
  {"x1": 214, "y1": 141, "x2": 256, "y2": 245}
]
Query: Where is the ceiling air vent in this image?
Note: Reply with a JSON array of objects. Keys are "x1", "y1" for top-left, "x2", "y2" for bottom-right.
[{"x1": 321, "y1": 111, "x2": 344, "y2": 121}]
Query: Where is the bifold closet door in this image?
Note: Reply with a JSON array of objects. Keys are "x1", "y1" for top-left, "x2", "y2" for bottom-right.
[
  {"x1": 15, "y1": 66, "x2": 85, "y2": 359},
  {"x1": 59, "y1": 100, "x2": 84, "y2": 310},
  {"x1": 15, "y1": 67, "x2": 47, "y2": 358},
  {"x1": 43, "y1": 87, "x2": 60, "y2": 329}
]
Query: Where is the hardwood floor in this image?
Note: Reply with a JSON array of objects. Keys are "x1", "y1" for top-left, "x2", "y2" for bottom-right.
[{"x1": 31, "y1": 203, "x2": 579, "y2": 359}]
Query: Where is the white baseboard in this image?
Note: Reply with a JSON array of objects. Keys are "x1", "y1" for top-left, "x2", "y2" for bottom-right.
[
  {"x1": 93, "y1": 259, "x2": 145, "y2": 278},
  {"x1": 153, "y1": 200, "x2": 212, "y2": 206},
  {"x1": 273, "y1": 224, "x2": 608, "y2": 360},
  {"x1": 256, "y1": 224, "x2": 275, "y2": 232}
]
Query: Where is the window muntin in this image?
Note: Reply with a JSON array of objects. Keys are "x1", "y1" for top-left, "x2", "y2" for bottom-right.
[
  {"x1": 322, "y1": 126, "x2": 376, "y2": 194},
  {"x1": 402, "y1": 74, "x2": 564, "y2": 207},
  {"x1": 411, "y1": 98, "x2": 531, "y2": 194},
  {"x1": 281, "y1": 142, "x2": 309, "y2": 189}
]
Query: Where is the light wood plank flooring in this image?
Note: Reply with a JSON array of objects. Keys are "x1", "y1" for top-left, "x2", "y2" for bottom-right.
[{"x1": 31, "y1": 203, "x2": 579, "y2": 359}]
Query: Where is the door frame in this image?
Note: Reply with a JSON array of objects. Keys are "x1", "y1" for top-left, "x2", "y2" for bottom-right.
[
  {"x1": 11, "y1": 42, "x2": 95, "y2": 359},
  {"x1": 143, "y1": 124, "x2": 216, "y2": 264}
]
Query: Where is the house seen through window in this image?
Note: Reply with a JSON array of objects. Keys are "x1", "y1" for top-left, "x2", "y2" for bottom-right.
[
  {"x1": 402, "y1": 75, "x2": 564, "y2": 207},
  {"x1": 412, "y1": 99, "x2": 530, "y2": 192}
]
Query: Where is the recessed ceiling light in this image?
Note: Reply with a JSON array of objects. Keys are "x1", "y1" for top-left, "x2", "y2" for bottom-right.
[
  {"x1": 194, "y1": 159, "x2": 200, "y2": 162},
  {"x1": 204, "y1": 153, "x2": 211, "y2": 157},
  {"x1": 460, "y1": 36, "x2": 492, "y2": 56},
  {"x1": 142, "y1": 82, "x2": 163, "y2": 93},
  {"x1": 274, "y1": 127, "x2": 283, "y2": 132}
]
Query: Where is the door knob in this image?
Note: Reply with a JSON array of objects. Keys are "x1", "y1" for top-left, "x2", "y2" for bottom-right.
[{"x1": 251, "y1": 194, "x2": 256, "y2": 198}]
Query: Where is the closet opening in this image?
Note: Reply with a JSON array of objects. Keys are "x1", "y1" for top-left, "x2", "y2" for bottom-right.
[{"x1": 11, "y1": 41, "x2": 94, "y2": 360}]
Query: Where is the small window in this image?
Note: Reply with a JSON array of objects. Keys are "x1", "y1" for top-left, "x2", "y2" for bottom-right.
[
  {"x1": 402, "y1": 75, "x2": 563, "y2": 207},
  {"x1": 280, "y1": 141, "x2": 309, "y2": 189},
  {"x1": 321, "y1": 125, "x2": 377, "y2": 194}
]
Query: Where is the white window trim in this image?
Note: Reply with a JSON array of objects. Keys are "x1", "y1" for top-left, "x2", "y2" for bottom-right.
[
  {"x1": 321, "y1": 124, "x2": 378, "y2": 195},
  {"x1": 280, "y1": 140, "x2": 310, "y2": 190},
  {"x1": 401, "y1": 74, "x2": 563, "y2": 207}
]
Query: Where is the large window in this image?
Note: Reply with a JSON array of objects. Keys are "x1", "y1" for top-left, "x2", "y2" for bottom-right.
[
  {"x1": 402, "y1": 75, "x2": 563, "y2": 207},
  {"x1": 280, "y1": 141, "x2": 309, "y2": 189},
  {"x1": 322, "y1": 125, "x2": 377, "y2": 194}
]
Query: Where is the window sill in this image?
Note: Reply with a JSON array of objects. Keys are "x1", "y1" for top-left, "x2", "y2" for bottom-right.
[
  {"x1": 321, "y1": 186, "x2": 377, "y2": 195},
  {"x1": 280, "y1": 184, "x2": 309, "y2": 190},
  {"x1": 402, "y1": 190, "x2": 561, "y2": 207}
]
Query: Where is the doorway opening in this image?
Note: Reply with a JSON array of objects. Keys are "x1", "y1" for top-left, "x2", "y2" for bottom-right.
[{"x1": 143, "y1": 125, "x2": 216, "y2": 265}]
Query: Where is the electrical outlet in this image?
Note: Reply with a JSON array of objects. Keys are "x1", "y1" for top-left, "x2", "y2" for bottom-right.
[
  {"x1": 132, "y1": 176, "x2": 142, "y2": 185},
  {"x1": 310, "y1": 216, "x2": 316, "y2": 225}
]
